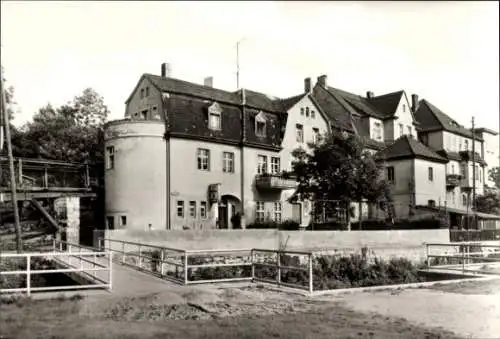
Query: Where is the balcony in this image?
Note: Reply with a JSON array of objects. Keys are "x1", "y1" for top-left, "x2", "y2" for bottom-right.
[
  {"x1": 255, "y1": 173, "x2": 297, "y2": 191},
  {"x1": 446, "y1": 174, "x2": 462, "y2": 188}
]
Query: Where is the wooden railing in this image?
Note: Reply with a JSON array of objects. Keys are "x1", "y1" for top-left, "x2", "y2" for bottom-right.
[{"x1": 0, "y1": 156, "x2": 94, "y2": 191}]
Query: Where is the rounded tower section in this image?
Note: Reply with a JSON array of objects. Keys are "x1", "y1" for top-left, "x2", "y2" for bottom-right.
[{"x1": 104, "y1": 120, "x2": 167, "y2": 230}]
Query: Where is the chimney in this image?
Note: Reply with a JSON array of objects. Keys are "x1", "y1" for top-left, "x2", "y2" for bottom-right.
[
  {"x1": 366, "y1": 91, "x2": 374, "y2": 99},
  {"x1": 203, "y1": 76, "x2": 213, "y2": 87},
  {"x1": 304, "y1": 77, "x2": 312, "y2": 93},
  {"x1": 317, "y1": 74, "x2": 328, "y2": 88},
  {"x1": 161, "y1": 63, "x2": 172, "y2": 78},
  {"x1": 411, "y1": 94, "x2": 419, "y2": 113}
]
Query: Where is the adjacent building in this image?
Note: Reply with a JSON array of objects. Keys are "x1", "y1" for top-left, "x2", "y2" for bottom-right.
[{"x1": 104, "y1": 63, "x2": 499, "y2": 231}]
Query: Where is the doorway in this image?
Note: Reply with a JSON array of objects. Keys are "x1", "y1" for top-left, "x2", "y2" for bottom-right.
[{"x1": 218, "y1": 195, "x2": 241, "y2": 229}]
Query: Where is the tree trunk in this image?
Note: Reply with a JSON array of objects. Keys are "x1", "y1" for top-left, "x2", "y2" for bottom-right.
[{"x1": 358, "y1": 201, "x2": 363, "y2": 230}]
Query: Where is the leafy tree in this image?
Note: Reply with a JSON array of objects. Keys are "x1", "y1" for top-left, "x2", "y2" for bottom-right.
[
  {"x1": 475, "y1": 191, "x2": 500, "y2": 215},
  {"x1": 12, "y1": 88, "x2": 108, "y2": 165},
  {"x1": 290, "y1": 130, "x2": 392, "y2": 230},
  {"x1": 488, "y1": 167, "x2": 500, "y2": 189}
]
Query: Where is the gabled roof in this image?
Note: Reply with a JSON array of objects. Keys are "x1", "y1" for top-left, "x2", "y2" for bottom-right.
[
  {"x1": 369, "y1": 90, "x2": 404, "y2": 118},
  {"x1": 279, "y1": 93, "x2": 307, "y2": 112},
  {"x1": 311, "y1": 84, "x2": 355, "y2": 132},
  {"x1": 415, "y1": 99, "x2": 484, "y2": 141},
  {"x1": 376, "y1": 135, "x2": 448, "y2": 163},
  {"x1": 327, "y1": 87, "x2": 386, "y2": 119}
]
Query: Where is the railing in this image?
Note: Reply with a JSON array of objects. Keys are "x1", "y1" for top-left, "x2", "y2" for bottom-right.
[
  {"x1": 0, "y1": 240, "x2": 112, "y2": 296},
  {"x1": 100, "y1": 238, "x2": 313, "y2": 293},
  {"x1": 446, "y1": 174, "x2": 461, "y2": 187},
  {"x1": 450, "y1": 229, "x2": 500, "y2": 242},
  {"x1": 426, "y1": 242, "x2": 500, "y2": 275},
  {"x1": 101, "y1": 238, "x2": 253, "y2": 285},
  {"x1": 255, "y1": 174, "x2": 298, "y2": 190},
  {"x1": 252, "y1": 249, "x2": 314, "y2": 294},
  {"x1": 0, "y1": 156, "x2": 93, "y2": 191}
]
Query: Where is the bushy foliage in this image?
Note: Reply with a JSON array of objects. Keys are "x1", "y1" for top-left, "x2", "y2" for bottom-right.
[{"x1": 246, "y1": 219, "x2": 300, "y2": 230}]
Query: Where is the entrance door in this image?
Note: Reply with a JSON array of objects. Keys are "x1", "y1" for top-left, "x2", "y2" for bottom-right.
[{"x1": 218, "y1": 202, "x2": 228, "y2": 229}]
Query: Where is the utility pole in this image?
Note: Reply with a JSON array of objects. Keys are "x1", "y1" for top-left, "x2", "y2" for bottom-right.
[
  {"x1": 471, "y1": 116, "x2": 476, "y2": 231},
  {"x1": 1, "y1": 62, "x2": 23, "y2": 252}
]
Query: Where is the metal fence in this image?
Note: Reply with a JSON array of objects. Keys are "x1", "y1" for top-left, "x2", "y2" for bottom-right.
[
  {"x1": 101, "y1": 238, "x2": 315, "y2": 293},
  {"x1": 0, "y1": 240, "x2": 112, "y2": 296},
  {"x1": 426, "y1": 242, "x2": 500, "y2": 275},
  {"x1": 450, "y1": 229, "x2": 500, "y2": 242}
]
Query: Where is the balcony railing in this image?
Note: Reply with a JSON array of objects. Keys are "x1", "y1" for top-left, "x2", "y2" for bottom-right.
[
  {"x1": 255, "y1": 173, "x2": 297, "y2": 191},
  {"x1": 446, "y1": 174, "x2": 462, "y2": 188}
]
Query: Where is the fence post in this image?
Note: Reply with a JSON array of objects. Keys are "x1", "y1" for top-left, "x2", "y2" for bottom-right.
[
  {"x1": 308, "y1": 253, "x2": 313, "y2": 295},
  {"x1": 108, "y1": 251, "x2": 113, "y2": 291},
  {"x1": 26, "y1": 255, "x2": 31, "y2": 297},
  {"x1": 251, "y1": 249, "x2": 255, "y2": 282},
  {"x1": 426, "y1": 244, "x2": 430, "y2": 270},
  {"x1": 184, "y1": 252, "x2": 188, "y2": 285},
  {"x1": 121, "y1": 241, "x2": 125, "y2": 264},
  {"x1": 276, "y1": 251, "x2": 281, "y2": 286},
  {"x1": 79, "y1": 246, "x2": 83, "y2": 270},
  {"x1": 138, "y1": 244, "x2": 142, "y2": 269},
  {"x1": 160, "y1": 250, "x2": 165, "y2": 276},
  {"x1": 462, "y1": 246, "x2": 465, "y2": 274},
  {"x1": 52, "y1": 239, "x2": 56, "y2": 252},
  {"x1": 93, "y1": 253, "x2": 97, "y2": 278}
]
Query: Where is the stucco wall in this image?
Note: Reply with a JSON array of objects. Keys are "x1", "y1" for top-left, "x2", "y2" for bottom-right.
[
  {"x1": 104, "y1": 120, "x2": 167, "y2": 230},
  {"x1": 414, "y1": 159, "x2": 446, "y2": 206},
  {"x1": 392, "y1": 93, "x2": 416, "y2": 139},
  {"x1": 104, "y1": 229, "x2": 450, "y2": 262}
]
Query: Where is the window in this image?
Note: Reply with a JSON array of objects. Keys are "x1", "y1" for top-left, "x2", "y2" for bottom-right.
[
  {"x1": 274, "y1": 202, "x2": 282, "y2": 223},
  {"x1": 145, "y1": 87, "x2": 150, "y2": 97},
  {"x1": 399, "y1": 123, "x2": 404, "y2": 137},
  {"x1": 256, "y1": 202, "x2": 265, "y2": 223},
  {"x1": 459, "y1": 138, "x2": 462, "y2": 151},
  {"x1": 407, "y1": 126, "x2": 412, "y2": 136},
  {"x1": 428, "y1": 167, "x2": 433, "y2": 182},
  {"x1": 197, "y1": 149, "x2": 210, "y2": 171},
  {"x1": 223, "y1": 152, "x2": 234, "y2": 173},
  {"x1": 209, "y1": 111, "x2": 221, "y2": 130},
  {"x1": 152, "y1": 105, "x2": 159, "y2": 118},
  {"x1": 479, "y1": 168, "x2": 482, "y2": 182},
  {"x1": 177, "y1": 201, "x2": 184, "y2": 217},
  {"x1": 300, "y1": 108, "x2": 304, "y2": 116},
  {"x1": 106, "y1": 216, "x2": 114, "y2": 230},
  {"x1": 460, "y1": 163, "x2": 466, "y2": 176},
  {"x1": 387, "y1": 166, "x2": 395, "y2": 184},
  {"x1": 451, "y1": 164, "x2": 455, "y2": 174},
  {"x1": 141, "y1": 109, "x2": 148, "y2": 120},
  {"x1": 311, "y1": 110, "x2": 315, "y2": 119},
  {"x1": 257, "y1": 155, "x2": 268, "y2": 174},
  {"x1": 312, "y1": 128, "x2": 320, "y2": 144},
  {"x1": 462, "y1": 195, "x2": 467, "y2": 206},
  {"x1": 270, "y1": 157, "x2": 281, "y2": 174},
  {"x1": 464, "y1": 139, "x2": 469, "y2": 150},
  {"x1": 402, "y1": 104, "x2": 406, "y2": 112},
  {"x1": 200, "y1": 201, "x2": 207, "y2": 219},
  {"x1": 120, "y1": 216, "x2": 127, "y2": 227},
  {"x1": 189, "y1": 201, "x2": 196, "y2": 218},
  {"x1": 106, "y1": 146, "x2": 115, "y2": 170},
  {"x1": 451, "y1": 191, "x2": 455, "y2": 204},
  {"x1": 475, "y1": 165, "x2": 479, "y2": 180},
  {"x1": 256, "y1": 121, "x2": 266, "y2": 137},
  {"x1": 305, "y1": 107, "x2": 310, "y2": 117},
  {"x1": 296, "y1": 124, "x2": 304, "y2": 143},
  {"x1": 140, "y1": 88, "x2": 144, "y2": 99},
  {"x1": 373, "y1": 122, "x2": 382, "y2": 140}
]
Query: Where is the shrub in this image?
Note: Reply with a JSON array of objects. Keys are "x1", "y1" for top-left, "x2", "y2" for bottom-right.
[{"x1": 246, "y1": 219, "x2": 300, "y2": 230}]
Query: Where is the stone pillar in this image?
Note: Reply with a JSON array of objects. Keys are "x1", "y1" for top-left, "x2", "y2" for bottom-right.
[{"x1": 211, "y1": 201, "x2": 219, "y2": 229}]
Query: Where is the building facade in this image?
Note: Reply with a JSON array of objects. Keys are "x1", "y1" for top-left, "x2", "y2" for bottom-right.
[{"x1": 104, "y1": 63, "x2": 499, "y2": 230}]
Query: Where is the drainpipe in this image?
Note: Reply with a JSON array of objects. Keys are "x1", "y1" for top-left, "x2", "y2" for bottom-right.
[
  {"x1": 162, "y1": 93, "x2": 172, "y2": 230},
  {"x1": 240, "y1": 89, "x2": 247, "y2": 229}
]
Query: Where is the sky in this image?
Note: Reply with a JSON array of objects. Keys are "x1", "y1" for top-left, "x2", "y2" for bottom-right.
[{"x1": 1, "y1": 1, "x2": 499, "y2": 131}]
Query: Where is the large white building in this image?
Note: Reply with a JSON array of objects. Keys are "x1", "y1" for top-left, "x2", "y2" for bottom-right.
[{"x1": 104, "y1": 63, "x2": 499, "y2": 231}]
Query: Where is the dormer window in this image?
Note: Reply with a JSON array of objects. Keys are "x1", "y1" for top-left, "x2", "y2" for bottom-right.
[
  {"x1": 255, "y1": 111, "x2": 267, "y2": 137},
  {"x1": 208, "y1": 102, "x2": 222, "y2": 130}
]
